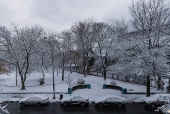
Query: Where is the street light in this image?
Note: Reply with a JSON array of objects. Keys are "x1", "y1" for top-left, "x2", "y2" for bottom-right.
[{"x1": 47, "y1": 37, "x2": 56, "y2": 99}]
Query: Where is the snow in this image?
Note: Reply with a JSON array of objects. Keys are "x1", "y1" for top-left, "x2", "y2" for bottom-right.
[
  {"x1": 0, "y1": 71, "x2": 163, "y2": 103},
  {"x1": 31, "y1": 95, "x2": 49, "y2": 100},
  {"x1": 94, "y1": 95, "x2": 126, "y2": 103},
  {"x1": 143, "y1": 94, "x2": 161, "y2": 102},
  {"x1": 61, "y1": 94, "x2": 88, "y2": 102},
  {"x1": 143, "y1": 94, "x2": 170, "y2": 105},
  {"x1": 19, "y1": 95, "x2": 49, "y2": 103}
]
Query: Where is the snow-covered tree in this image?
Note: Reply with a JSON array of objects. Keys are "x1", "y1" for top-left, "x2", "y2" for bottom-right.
[
  {"x1": 71, "y1": 19, "x2": 96, "y2": 76},
  {"x1": 92, "y1": 22, "x2": 114, "y2": 82},
  {"x1": 0, "y1": 25, "x2": 43, "y2": 90},
  {"x1": 46, "y1": 32, "x2": 60, "y2": 94},
  {"x1": 59, "y1": 30, "x2": 75, "y2": 73},
  {"x1": 129, "y1": 0, "x2": 170, "y2": 92}
]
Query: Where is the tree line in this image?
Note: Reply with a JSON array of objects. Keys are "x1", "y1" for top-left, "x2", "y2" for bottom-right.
[{"x1": 0, "y1": 0, "x2": 170, "y2": 90}]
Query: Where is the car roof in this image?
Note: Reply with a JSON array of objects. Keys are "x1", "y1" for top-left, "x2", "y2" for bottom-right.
[
  {"x1": 104, "y1": 95, "x2": 125, "y2": 100},
  {"x1": 150, "y1": 94, "x2": 169, "y2": 99},
  {"x1": 62, "y1": 94, "x2": 88, "y2": 101},
  {"x1": 29, "y1": 95, "x2": 48, "y2": 99}
]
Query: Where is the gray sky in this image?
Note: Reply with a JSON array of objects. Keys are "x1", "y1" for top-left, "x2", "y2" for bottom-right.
[{"x1": 0, "y1": 0, "x2": 169, "y2": 32}]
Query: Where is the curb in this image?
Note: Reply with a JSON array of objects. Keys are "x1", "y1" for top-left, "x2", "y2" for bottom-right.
[{"x1": 1, "y1": 92, "x2": 68, "y2": 94}]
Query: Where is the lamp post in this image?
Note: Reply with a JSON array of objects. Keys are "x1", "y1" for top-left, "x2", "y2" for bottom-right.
[
  {"x1": 47, "y1": 38, "x2": 56, "y2": 99},
  {"x1": 52, "y1": 44, "x2": 55, "y2": 99}
]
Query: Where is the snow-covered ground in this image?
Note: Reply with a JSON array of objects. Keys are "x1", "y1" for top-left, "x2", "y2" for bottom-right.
[{"x1": 0, "y1": 71, "x2": 162, "y2": 102}]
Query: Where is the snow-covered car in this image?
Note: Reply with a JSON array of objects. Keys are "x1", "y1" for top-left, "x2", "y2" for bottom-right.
[
  {"x1": 19, "y1": 95, "x2": 49, "y2": 107},
  {"x1": 94, "y1": 95, "x2": 126, "y2": 108},
  {"x1": 158, "y1": 104, "x2": 170, "y2": 114},
  {"x1": 143, "y1": 94, "x2": 169, "y2": 108},
  {"x1": 60, "y1": 95, "x2": 89, "y2": 107}
]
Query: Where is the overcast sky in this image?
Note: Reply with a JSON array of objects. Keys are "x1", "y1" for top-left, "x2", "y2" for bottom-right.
[{"x1": 0, "y1": 0, "x2": 170, "y2": 32}]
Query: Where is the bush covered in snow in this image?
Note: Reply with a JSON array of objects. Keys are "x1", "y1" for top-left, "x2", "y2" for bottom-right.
[
  {"x1": 38, "y1": 78, "x2": 44, "y2": 85},
  {"x1": 77, "y1": 78, "x2": 85, "y2": 84},
  {"x1": 110, "y1": 80, "x2": 116, "y2": 86}
]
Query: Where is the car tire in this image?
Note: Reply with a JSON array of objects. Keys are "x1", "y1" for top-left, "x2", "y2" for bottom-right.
[
  {"x1": 63, "y1": 102, "x2": 68, "y2": 107},
  {"x1": 20, "y1": 103, "x2": 25, "y2": 108},
  {"x1": 37, "y1": 102, "x2": 41, "y2": 107},
  {"x1": 117, "y1": 103, "x2": 123, "y2": 108},
  {"x1": 150, "y1": 103, "x2": 156, "y2": 108},
  {"x1": 80, "y1": 102, "x2": 85, "y2": 107},
  {"x1": 98, "y1": 102, "x2": 103, "y2": 108}
]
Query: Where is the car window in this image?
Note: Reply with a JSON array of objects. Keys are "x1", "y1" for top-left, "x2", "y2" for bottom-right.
[
  {"x1": 106, "y1": 97, "x2": 117, "y2": 101},
  {"x1": 71, "y1": 96, "x2": 84, "y2": 101},
  {"x1": 71, "y1": 96, "x2": 79, "y2": 100},
  {"x1": 28, "y1": 97, "x2": 34, "y2": 101}
]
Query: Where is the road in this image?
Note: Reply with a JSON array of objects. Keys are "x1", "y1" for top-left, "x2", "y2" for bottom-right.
[{"x1": 0, "y1": 102, "x2": 162, "y2": 114}]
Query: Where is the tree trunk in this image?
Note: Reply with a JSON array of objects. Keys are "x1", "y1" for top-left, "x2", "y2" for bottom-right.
[
  {"x1": 18, "y1": 68, "x2": 25, "y2": 90},
  {"x1": 57, "y1": 67, "x2": 58, "y2": 76},
  {"x1": 104, "y1": 68, "x2": 106, "y2": 84},
  {"x1": 41, "y1": 57, "x2": 45, "y2": 80},
  {"x1": 62, "y1": 52, "x2": 65, "y2": 81},
  {"x1": 83, "y1": 57, "x2": 86, "y2": 77},
  {"x1": 16, "y1": 66, "x2": 17, "y2": 86},
  {"x1": 70, "y1": 64, "x2": 72, "y2": 73},
  {"x1": 103, "y1": 56, "x2": 107, "y2": 82},
  {"x1": 19, "y1": 72, "x2": 26, "y2": 90},
  {"x1": 157, "y1": 76, "x2": 161, "y2": 90},
  {"x1": 62, "y1": 68, "x2": 64, "y2": 81},
  {"x1": 21, "y1": 80, "x2": 25, "y2": 90},
  {"x1": 146, "y1": 75, "x2": 150, "y2": 97}
]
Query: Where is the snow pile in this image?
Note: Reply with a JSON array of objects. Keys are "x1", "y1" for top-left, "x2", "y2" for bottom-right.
[
  {"x1": 110, "y1": 80, "x2": 117, "y2": 86},
  {"x1": 77, "y1": 78, "x2": 85, "y2": 84}
]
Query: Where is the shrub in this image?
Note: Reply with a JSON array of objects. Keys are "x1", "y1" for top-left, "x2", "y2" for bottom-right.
[
  {"x1": 0, "y1": 62, "x2": 9, "y2": 75},
  {"x1": 110, "y1": 80, "x2": 116, "y2": 86},
  {"x1": 38, "y1": 78, "x2": 44, "y2": 85},
  {"x1": 77, "y1": 78, "x2": 85, "y2": 84}
]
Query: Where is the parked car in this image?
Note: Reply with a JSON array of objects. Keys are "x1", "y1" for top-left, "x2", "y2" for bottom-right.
[
  {"x1": 157, "y1": 104, "x2": 170, "y2": 114},
  {"x1": 143, "y1": 94, "x2": 169, "y2": 108},
  {"x1": 60, "y1": 94, "x2": 89, "y2": 107},
  {"x1": 19, "y1": 95, "x2": 49, "y2": 107},
  {"x1": 94, "y1": 95, "x2": 126, "y2": 108}
]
